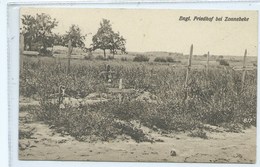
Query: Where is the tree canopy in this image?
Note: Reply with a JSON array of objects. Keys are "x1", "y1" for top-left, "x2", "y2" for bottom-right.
[
  {"x1": 63, "y1": 24, "x2": 86, "y2": 49},
  {"x1": 92, "y1": 19, "x2": 126, "y2": 58},
  {"x1": 21, "y1": 13, "x2": 58, "y2": 54},
  {"x1": 21, "y1": 15, "x2": 126, "y2": 58}
]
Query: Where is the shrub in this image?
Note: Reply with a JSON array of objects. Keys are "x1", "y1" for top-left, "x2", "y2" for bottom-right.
[
  {"x1": 114, "y1": 121, "x2": 152, "y2": 142},
  {"x1": 121, "y1": 57, "x2": 128, "y2": 61},
  {"x1": 188, "y1": 129, "x2": 208, "y2": 139},
  {"x1": 154, "y1": 57, "x2": 167, "y2": 62},
  {"x1": 133, "y1": 55, "x2": 149, "y2": 62},
  {"x1": 166, "y1": 57, "x2": 175, "y2": 63},
  {"x1": 84, "y1": 54, "x2": 93, "y2": 60},
  {"x1": 32, "y1": 101, "x2": 152, "y2": 142},
  {"x1": 219, "y1": 59, "x2": 229, "y2": 66},
  {"x1": 154, "y1": 57, "x2": 175, "y2": 63},
  {"x1": 108, "y1": 55, "x2": 114, "y2": 60},
  {"x1": 95, "y1": 55, "x2": 106, "y2": 60},
  {"x1": 19, "y1": 128, "x2": 35, "y2": 139},
  {"x1": 39, "y1": 49, "x2": 53, "y2": 57}
]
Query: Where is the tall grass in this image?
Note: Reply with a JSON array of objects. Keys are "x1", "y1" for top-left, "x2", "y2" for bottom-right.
[{"x1": 20, "y1": 56, "x2": 257, "y2": 141}]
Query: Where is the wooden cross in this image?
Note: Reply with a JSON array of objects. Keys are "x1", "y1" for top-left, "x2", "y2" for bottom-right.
[
  {"x1": 183, "y1": 45, "x2": 210, "y2": 101},
  {"x1": 183, "y1": 44, "x2": 193, "y2": 101},
  {"x1": 99, "y1": 64, "x2": 116, "y2": 83},
  {"x1": 232, "y1": 49, "x2": 256, "y2": 91},
  {"x1": 49, "y1": 85, "x2": 69, "y2": 106},
  {"x1": 108, "y1": 78, "x2": 135, "y2": 103}
]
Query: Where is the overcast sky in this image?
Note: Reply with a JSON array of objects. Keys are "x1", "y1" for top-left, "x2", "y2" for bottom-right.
[{"x1": 20, "y1": 8, "x2": 258, "y2": 56}]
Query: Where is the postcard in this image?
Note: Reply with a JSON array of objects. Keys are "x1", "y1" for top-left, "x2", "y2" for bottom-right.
[{"x1": 18, "y1": 8, "x2": 257, "y2": 163}]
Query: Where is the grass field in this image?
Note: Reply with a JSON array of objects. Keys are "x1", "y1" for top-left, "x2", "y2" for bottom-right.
[
  {"x1": 19, "y1": 53, "x2": 257, "y2": 141},
  {"x1": 18, "y1": 52, "x2": 257, "y2": 162}
]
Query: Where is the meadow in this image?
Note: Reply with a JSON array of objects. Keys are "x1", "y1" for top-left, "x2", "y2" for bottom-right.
[{"x1": 19, "y1": 53, "x2": 257, "y2": 143}]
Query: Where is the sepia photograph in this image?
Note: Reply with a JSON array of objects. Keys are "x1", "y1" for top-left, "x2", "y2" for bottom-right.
[{"x1": 18, "y1": 8, "x2": 257, "y2": 163}]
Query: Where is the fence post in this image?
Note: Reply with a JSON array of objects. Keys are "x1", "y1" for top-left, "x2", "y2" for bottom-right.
[
  {"x1": 66, "y1": 39, "x2": 72, "y2": 75},
  {"x1": 241, "y1": 49, "x2": 247, "y2": 90},
  {"x1": 118, "y1": 78, "x2": 123, "y2": 103},
  {"x1": 184, "y1": 44, "x2": 193, "y2": 100}
]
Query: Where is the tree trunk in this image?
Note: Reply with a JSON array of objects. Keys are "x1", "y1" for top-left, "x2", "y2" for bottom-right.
[
  {"x1": 112, "y1": 49, "x2": 115, "y2": 58},
  {"x1": 28, "y1": 41, "x2": 32, "y2": 51},
  {"x1": 103, "y1": 49, "x2": 106, "y2": 59},
  {"x1": 42, "y1": 43, "x2": 47, "y2": 54}
]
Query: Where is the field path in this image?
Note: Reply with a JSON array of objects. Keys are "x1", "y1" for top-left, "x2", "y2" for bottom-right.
[{"x1": 19, "y1": 111, "x2": 256, "y2": 163}]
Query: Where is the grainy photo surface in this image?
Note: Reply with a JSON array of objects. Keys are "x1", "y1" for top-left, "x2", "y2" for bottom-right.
[{"x1": 19, "y1": 8, "x2": 257, "y2": 163}]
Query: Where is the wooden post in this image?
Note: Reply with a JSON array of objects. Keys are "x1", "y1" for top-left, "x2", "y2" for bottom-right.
[
  {"x1": 184, "y1": 44, "x2": 193, "y2": 100},
  {"x1": 67, "y1": 39, "x2": 72, "y2": 75},
  {"x1": 206, "y1": 51, "x2": 210, "y2": 75},
  {"x1": 185, "y1": 44, "x2": 193, "y2": 87},
  {"x1": 241, "y1": 49, "x2": 247, "y2": 90},
  {"x1": 118, "y1": 78, "x2": 123, "y2": 103},
  {"x1": 106, "y1": 64, "x2": 111, "y2": 82}
]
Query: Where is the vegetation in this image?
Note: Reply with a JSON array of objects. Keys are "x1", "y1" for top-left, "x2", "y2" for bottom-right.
[
  {"x1": 92, "y1": 19, "x2": 127, "y2": 59},
  {"x1": 62, "y1": 25, "x2": 86, "y2": 49},
  {"x1": 219, "y1": 59, "x2": 230, "y2": 66},
  {"x1": 154, "y1": 56, "x2": 175, "y2": 63},
  {"x1": 20, "y1": 13, "x2": 256, "y2": 143},
  {"x1": 154, "y1": 57, "x2": 167, "y2": 62},
  {"x1": 21, "y1": 14, "x2": 127, "y2": 59},
  {"x1": 121, "y1": 57, "x2": 128, "y2": 61},
  {"x1": 21, "y1": 13, "x2": 58, "y2": 54},
  {"x1": 20, "y1": 57, "x2": 257, "y2": 142},
  {"x1": 133, "y1": 55, "x2": 150, "y2": 62}
]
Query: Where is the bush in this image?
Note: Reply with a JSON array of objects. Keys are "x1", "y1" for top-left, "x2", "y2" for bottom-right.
[
  {"x1": 32, "y1": 101, "x2": 153, "y2": 142},
  {"x1": 19, "y1": 128, "x2": 35, "y2": 139},
  {"x1": 95, "y1": 55, "x2": 106, "y2": 60},
  {"x1": 133, "y1": 55, "x2": 149, "y2": 62},
  {"x1": 108, "y1": 55, "x2": 114, "y2": 60},
  {"x1": 166, "y1": 57, "x2": 175, "y2": 63},
  {"x1": 219, "y1": 59, "x2": 229, "y2": 66},
  {"x1": 188, "y1": 129, "x2": 208, "y2": 139},
  {"x1": 114, "y1": 121, "x2": 152, "y2": 142},
  {"x1": 121, "y1": 57, "x2": 128, "y2": 61},
  {"x1": 154, "y1": 57, "x2": 167, "y2": 63},
  {"x1": 84, "y1": 54, "x2": 94, "y2": 60},
  {"x1": 39, "y1": 49, "x2": 53, "y2": 56},
  {"x1": 154, "y1": 57, "x2": 175, "y2": 63}
]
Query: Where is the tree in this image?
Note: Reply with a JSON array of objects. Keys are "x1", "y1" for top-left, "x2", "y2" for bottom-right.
[
  {"x1": 92, "y1": 19, "x2": 126, "y2": 59},
  {"x1": 53, "y1": 33, "x2": 63, "y2": 46},
  {"x1": 63, "y1": 24, "x2": 86, "y2": 49},
  {"x1": 21, "y1": 13, "x2": 58, "y2": 54},
  {"x1": 109, "y1": 32, "x2": 127, "y2": 57},
  {"x1": 21, "y1": 15, "x2": 36, "y2": 51},
  {"x1": 63, "y1": 25, "x2": 86, "y2": 74}
]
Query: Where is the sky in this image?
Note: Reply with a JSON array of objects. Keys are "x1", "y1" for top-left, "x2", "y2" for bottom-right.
[{"x1": 20, "y1": 8, "x2": 258, "y2": 56}]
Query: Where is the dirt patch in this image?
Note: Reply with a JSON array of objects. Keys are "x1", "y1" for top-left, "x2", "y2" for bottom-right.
[{"x1": 19, "y1": 111, "x2": 256, "y2": 163}]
